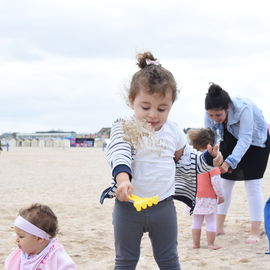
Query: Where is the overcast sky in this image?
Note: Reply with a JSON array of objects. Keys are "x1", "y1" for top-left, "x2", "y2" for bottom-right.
[{"x1": 1, "y1": 0, "x2": 270, "y2": 134}]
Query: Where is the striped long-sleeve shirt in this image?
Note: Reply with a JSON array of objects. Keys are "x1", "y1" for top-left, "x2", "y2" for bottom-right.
[{"x1": 100, "y1": 119, "x2": 215, "y2": 213}]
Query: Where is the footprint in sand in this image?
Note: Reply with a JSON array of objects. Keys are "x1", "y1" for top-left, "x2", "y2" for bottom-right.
[{"x1": 239, "y1": 258, "x2": 250, "y2": 263}]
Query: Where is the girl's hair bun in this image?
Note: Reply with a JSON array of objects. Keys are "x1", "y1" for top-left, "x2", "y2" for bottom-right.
[{"x1": 136, "y1": 51, "x2": 159, "y2": 69}]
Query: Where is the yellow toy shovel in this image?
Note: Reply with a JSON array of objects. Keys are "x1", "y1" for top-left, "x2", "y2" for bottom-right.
[{"x1": 128, "y1": 194, "x2": 158, "y2": 211}]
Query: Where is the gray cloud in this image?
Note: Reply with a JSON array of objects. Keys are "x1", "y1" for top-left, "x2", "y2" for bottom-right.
[{"x1": 0, "y1": 0, "x2": 270, "y2": 133}]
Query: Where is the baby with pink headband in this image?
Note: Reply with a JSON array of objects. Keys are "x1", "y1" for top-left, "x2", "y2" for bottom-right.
[{"x1": 5, "y1": 203, "x2": 76, "y2": 270}]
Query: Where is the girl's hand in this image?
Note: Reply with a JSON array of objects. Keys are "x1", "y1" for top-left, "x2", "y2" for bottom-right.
[
  {"x1": 207, "y1": 144, "x2": 223, "y2": 167},
  {"x1": 115, "y1": 172, "x2": 134, "y2": 201},
  {"x1": 217, "y1": 196, "x2": 224, "y2": 204},
  {"x1": 220, "y1": 161, "x2": 231, "y2": 174},
  {"x1": 174, "y1": 146, "x2": 185, "y2": 162}
]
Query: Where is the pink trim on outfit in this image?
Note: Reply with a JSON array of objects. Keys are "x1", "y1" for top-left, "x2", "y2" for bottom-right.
[{"x1": 5, "y1": 238, "x2": 76, "y2": 270}]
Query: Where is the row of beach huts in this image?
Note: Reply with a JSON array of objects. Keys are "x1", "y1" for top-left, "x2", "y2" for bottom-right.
[
  {"x1": 0, "y1": 128, "x2": 111, "y2": 149},
  {"x1": 2, "y1": 124, "x2": 269, "y2": 149}
]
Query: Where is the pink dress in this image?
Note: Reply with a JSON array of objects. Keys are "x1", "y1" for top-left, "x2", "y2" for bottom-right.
[{"x1": 5, "y1": 238, "x2": 76, "y2": 270}]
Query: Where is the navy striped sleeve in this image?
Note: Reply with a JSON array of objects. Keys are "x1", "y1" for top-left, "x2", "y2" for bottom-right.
[
  {"x1": 112, "y1": 164, "x2": 132, "y2": 181},
  {"x1": 202, "y1": 150, "x2": 214, "y2": 166}
]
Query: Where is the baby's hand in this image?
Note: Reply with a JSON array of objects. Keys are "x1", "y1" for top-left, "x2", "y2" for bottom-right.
[
  {"x1": 116, "y1": 172, "x2": 133, "y2": 201},
  {"x1": 217, "y1": 196, "x2": 224, "y2": 204},
  {"x1": 116, "y1": 182, "x2": 133, "y2": 201},
  {"x1": 207, "y1": 144, "x2": 223, "y2": 167}
]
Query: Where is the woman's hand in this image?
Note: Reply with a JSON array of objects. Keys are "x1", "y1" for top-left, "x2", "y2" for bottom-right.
[
  {"x1": 207, "y1": 144, "x2": 223, "y2": 167},
  {"x1": 115, "y1": 172, "x2": 134, "y2": 201},
  {"x1": 219, "y1": 161, "x2": 231, "y2": 174}
]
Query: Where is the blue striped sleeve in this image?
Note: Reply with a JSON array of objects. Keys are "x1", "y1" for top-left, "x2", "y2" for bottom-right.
[{"x1": 112, "y1": 164, "x2": 132, "y2": 181}]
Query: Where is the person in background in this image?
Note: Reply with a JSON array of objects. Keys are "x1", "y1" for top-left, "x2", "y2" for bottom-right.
[
  {"x1": 204, "y1": 83, "x2": 270, "y2": 243},
  {"x1": 187, "y1": 128, "x2": 224, "y2": 250}
]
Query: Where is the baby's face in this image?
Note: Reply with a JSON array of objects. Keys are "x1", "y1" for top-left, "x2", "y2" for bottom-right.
[
  {"x1": 15, "y1": 227, "x2": 40, "y2": 254},
  {"x1": 130, "y1": 89, "x2": 173, "y2": 131}
]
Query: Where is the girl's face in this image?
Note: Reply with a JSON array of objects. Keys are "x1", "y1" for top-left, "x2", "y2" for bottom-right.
[
  {"x1": 130, "y1": 89, "x2": 173, "y2": 131},
  {"x1": 15, "y1": 227, "x2": 42, "y2": 254},
  {"x1": 207, "y1": 108, "x2": 228, "y2": 123}
]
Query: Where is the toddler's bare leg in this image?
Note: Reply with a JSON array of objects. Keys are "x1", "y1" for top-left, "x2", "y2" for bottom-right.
[
  {"x1": 192, "y1": 229, "x2": 201, "y2": 248},
  {"x1": 206, "y1": 231, "x2": 221, "y2": 250}
]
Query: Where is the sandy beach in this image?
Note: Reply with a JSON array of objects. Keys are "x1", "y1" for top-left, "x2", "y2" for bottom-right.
[{"x1": 0, "y1": 147, "x2": 269, "y2": 269}]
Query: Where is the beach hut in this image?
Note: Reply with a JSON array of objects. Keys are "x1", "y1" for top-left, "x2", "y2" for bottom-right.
[
  {"x1": 15, "y1": 131, "x2": 75, "y2": 148},
  {"x1": 74, "y1": 135, "x2": 95, "y2": 147}
]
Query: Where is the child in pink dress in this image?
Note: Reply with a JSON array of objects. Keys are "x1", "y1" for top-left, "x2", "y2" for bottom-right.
[
  {"x1": 5, "y1": 203, "x2": 76, "y2": 270},
  {"x1": 188, "y1": 128, "x2": 224, "y2": 250}
]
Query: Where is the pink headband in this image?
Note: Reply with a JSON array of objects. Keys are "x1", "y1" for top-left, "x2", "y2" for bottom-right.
[{"x1": 15, "y1": 216, "x2": 51, "y2": 240}]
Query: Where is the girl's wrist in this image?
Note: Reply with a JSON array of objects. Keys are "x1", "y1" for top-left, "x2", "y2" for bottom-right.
[{"x1": 116, "y1": 172, "x2": 130, "y2": 185}]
